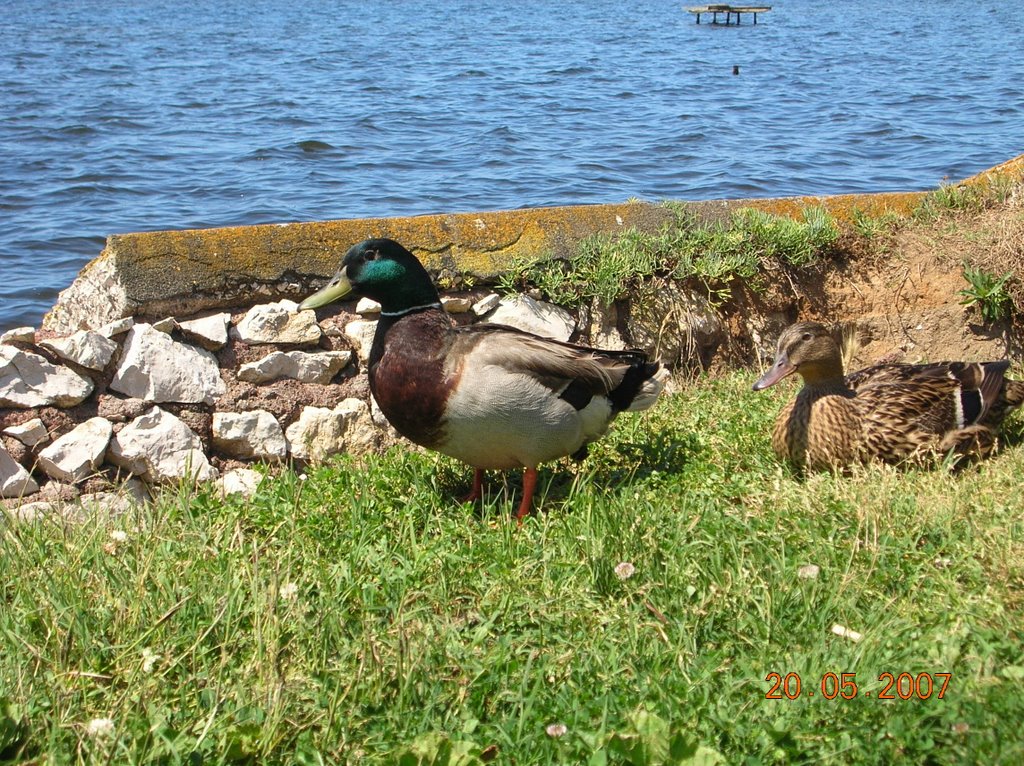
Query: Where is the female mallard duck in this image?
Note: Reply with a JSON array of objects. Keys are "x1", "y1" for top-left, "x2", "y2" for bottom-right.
[
  {"x1": 753, "y1": 321, "x2": 1024, "y2": 471},
  {"x1": 299, "y1": 238, "x2": 668, "y2": 520}
]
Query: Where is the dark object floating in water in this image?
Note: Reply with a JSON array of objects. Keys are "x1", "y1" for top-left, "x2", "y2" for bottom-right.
[{"x1": 686, "y1": 5, "x2": 772, "y2": 25}]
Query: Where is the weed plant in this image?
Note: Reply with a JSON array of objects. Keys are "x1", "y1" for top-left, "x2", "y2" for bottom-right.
[
  {"x1": 2, "y1": 371, "x2": 1023, "y2": 764},
  {"x1": 959, "y1": 265, "x2": 1015, "y2": 323}
]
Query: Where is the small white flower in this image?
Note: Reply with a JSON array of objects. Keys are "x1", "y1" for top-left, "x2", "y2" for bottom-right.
[
  {"x1": 87, "y1": 717, "x2": 115, "y2": 736},
  {"x1": 280, "y1": 582, "x2": 300, "y2": 601},
  {"x1": 298, "y1": 473, "x2": 308, "y2": 482},
  {"x1": 104, "y1": 529, "x2": 131, "y2": 555},
  {"x1": 546, "y1": 723, "x2": 568, "y2": 738},
  {"x1": 141, "y1": 648, "x2": 160, "y2": 673},
  {"x1": 614, "y1": 562, "x2": 636, "y2": 580},
  {"x1": 797, "y1": 564, "x2": 820, "y2": 580}
]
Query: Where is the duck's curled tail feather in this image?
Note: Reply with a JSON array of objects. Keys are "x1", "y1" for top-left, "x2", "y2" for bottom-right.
[{"x1": 619, "y1": 363, "x2": 670, "y2": 413}]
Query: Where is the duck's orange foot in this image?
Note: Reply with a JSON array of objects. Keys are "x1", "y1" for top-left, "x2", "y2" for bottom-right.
[
  {"x1": 461, "y1": 468, "x2": 485, "y2": 504},
  {"x1": 514, "y1": 468, "x2": 539, "y2": 524}
]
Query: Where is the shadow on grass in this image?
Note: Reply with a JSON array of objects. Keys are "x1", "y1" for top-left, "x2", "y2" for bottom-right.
[
  {"x1": 998, "y1": 412, "x2": 1024, "y2": 450},
  {"x1": 432, "y1": 423, "x2": 704, "y2": 518}
]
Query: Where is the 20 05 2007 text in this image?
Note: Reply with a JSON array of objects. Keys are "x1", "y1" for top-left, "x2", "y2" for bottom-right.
[{"x1": 765, "y1": 672, "x2": 951, "y2": 700}]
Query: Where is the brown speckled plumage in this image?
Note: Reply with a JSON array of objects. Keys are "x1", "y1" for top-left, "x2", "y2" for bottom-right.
[{"x1": 754, "y1": 322, "x2": 1024, "y2": 471}]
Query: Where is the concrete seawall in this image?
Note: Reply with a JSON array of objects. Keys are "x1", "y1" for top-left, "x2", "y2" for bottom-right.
[{"x1": 41, "y1": 153, "x2": 1024, "y2": 335}]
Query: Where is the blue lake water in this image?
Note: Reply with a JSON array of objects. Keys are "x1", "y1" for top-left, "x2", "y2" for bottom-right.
[{"x1": 2, "y1": 0, "x2": 1022, "y2": 332}]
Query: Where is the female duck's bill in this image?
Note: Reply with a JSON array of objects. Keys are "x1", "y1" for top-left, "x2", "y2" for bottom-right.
[{"x1": 752, "y1": 351, "x2": 796, "y2": 391}]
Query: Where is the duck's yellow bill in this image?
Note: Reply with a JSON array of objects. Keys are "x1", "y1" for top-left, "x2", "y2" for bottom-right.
[{"x1": 298, "y1": 272, "x2": 353, "y2": 310}]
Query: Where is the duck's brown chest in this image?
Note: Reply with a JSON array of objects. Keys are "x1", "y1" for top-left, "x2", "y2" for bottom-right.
[
  {"x1": 368, "y1": 312, "x2": 457, "y2": 449},
  {"x1": 773, "y1": 388, "x2": 862, "y2": 471}
]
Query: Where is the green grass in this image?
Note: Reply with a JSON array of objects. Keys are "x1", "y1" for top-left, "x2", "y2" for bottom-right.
[
  {"x1": 3, "y1": 370, "x2": 1024, "y2": 764},
  {"x1": 498, "y1": 205, "x2": 840, "y2": 308}
]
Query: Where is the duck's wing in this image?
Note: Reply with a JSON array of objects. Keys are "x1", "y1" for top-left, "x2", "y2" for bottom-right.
[
  {"x1": 849, "y1": 360, "x2": 1012, "y2": 431},
  {"x1": 453, "y1": 323, "x2": 664, "y2": 413}
]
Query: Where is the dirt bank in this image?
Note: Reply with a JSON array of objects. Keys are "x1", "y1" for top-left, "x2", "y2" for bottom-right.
[{"x1": 725, "y1": 178, "x2": 1024, "y2": 371}]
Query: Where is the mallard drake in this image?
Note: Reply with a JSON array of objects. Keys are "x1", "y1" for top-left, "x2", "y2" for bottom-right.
[
  {"x1": 299, "y1": 238, "x2": 668, "y2": 520},
  {"x1": 753, "y1": 321, "x2": 1024, "y2": 471}
]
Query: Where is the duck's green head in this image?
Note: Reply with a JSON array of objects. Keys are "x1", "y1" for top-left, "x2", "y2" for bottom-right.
[{"x1": 298, "y1": 238, "x2": 440, "y2": 313}]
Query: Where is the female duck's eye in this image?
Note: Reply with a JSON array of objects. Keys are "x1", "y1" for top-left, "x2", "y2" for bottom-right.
[{"x1": 801, "y1": 332, "x2": 812, "y2": 342}]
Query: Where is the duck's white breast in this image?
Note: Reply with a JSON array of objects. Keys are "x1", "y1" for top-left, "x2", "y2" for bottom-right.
[{"x1": 439, "y1": 363, "x2": 600, "y2": 469}]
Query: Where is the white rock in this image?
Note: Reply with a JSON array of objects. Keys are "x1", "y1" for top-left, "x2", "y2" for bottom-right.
[
  {"x1": 368, "y1": 394, "x2": 401, "y2": 441},
  {"x1": 471, "y1": 293, "x2": 501, "y2": 317},
  {"x1": 96, "y1": 317, "x2": 135, "y2": 338},
  {"x1": 484, "y1": 295, "x2": 575, "y2": 340},
  {"x1": 40, "y1": 252, "x2": 128, "y2": 335},
  {"x1": 178, "y1": 312, "x2": 231, "y2": 350},
  {"x1": 110, "y1": 324, "x2": 225, "y2": 405},
  {"x1": 212, "y1": 410, "x2": 287, "y2": 461},
  {"x1": 0, "y1": 500, "x2": 52, "y2": 524},
  {"x1": 3, "y1": 418, "x2": 50, "y2": 447},
  {"x1": 40, "y1": 330, "x2": 119, "y2": 371},
  {"x1": 588, "y1": 300, "x2": 627, "y2": 351},
  {"x1": 215, "y1": 468, "x2": 265, "y2": 498},
  {"x1": 442, "y1": 296, "x2": 473, "y2": 314},
  {"x1": 0, "y1": 326, "x2": 36, "y2": 344},
  {"x1": 37, "y1": 417, "x2": 113, "y2": 483},
  {"x1": 0, "y1": 345, "x2": 94, "y2": 409},
  {"x1": 355, "y1": 297, "x2": 382, "y2": 316},
  {"x1": 625, "y1": 283, "x2": 725, "y2": 366},
  {"x1": 237, "y1": 350, "x2": 353, "y2": 385},
  {"x1": 234, "y1": 300, "x2": 322, "y2": 346},
  {"x1": 77, "y1": 481, "x2": 149, "y2": 516},
  {"x1": 0, "y1": 446, "x2": 39, "y2": 498},
  {"x1": 285, "y1": 399, "x2": 379, "y2": 462},
  {"x1": 76, "y1": 492, "x2": 128, "y2": 516},
  {"x1": 108, "y1": 407, "x2": 218, "y2": 484},
  {"x1": 150, "y1": 317, "x2": 176, "y2": 333},
  {"x1": 344, "y1": 320, "x2": 377, "y2": 362}
]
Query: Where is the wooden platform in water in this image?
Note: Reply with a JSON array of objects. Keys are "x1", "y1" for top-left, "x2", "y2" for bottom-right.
[{"x1": 686, "y1": 5, "x2": 772, "y2": 24}]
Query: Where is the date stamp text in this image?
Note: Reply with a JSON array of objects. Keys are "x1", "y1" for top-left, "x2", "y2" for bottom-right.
[{"x1": 765, "y1": 672, "x2": 951, "y2": 700}]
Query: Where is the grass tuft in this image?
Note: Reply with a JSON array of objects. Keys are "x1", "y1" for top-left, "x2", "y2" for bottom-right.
[{"x1": 912, "y1": 174, "x2": 1020, "y2": 223}]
